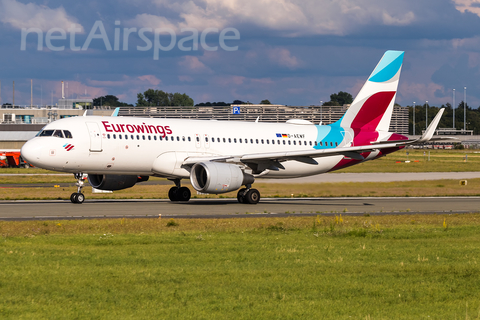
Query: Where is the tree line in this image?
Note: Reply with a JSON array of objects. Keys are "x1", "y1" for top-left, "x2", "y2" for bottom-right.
[{"x1": 407, "y1": 102, "x2": 480, "y2": 135}]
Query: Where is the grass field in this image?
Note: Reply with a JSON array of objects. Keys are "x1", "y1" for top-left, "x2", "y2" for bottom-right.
[
  {"x1": 1, "y1": 178, "x2": 480, "y2": 200},
  {"x1": 1, "y1": 214, "x2": 480, "y2": 319}
]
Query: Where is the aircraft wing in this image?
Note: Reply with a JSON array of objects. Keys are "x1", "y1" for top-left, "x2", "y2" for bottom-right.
[{"x1": 182, "y1": 109, "x2": 451, "y2": 170}]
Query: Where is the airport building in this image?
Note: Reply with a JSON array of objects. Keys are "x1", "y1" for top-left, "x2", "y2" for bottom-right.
[{"x1": 117, "y1": 104, "x2": 409, "y2": 134}]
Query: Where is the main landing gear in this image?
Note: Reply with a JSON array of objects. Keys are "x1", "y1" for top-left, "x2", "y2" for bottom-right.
[
  {"x1": 71, "y1": 173, "x2": 85, "y2": 204},
  {"x1": 167, "y1": 180, "x2": 260, "y2": 204},
  {"x1": 168, "y1": 179, "x2": 191, "y2": 202},
  {"x1": 237, "y1": 186, "x2": 260, "y2": 204}
]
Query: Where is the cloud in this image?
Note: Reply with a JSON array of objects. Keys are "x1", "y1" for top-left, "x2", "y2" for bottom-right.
[
  {"x1": 178, "y1": 56, "x2": 213, "y2": 73},
  {"x1": 268, "y1": 48, "x2": 300, "y2": 69},
  {"x1": 128, "y1": 0, "x2": 423, "y2": 37},
  {"x1": 0, "y1": 0, "x2": 83, "y2": 32}
]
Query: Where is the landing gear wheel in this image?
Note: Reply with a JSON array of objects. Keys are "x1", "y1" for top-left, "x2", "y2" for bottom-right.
[
  {"x1": 76, "y1": 193, "x2": 85, "y2": 204},
  {"x1": 168, "y1": 187, "x2": 179, "y2": 201},
  {"x1": 70, "y1": 192, "x2": 85, "y2": 204},
  {"x1": 245, "y1": 189, "x2": 260, "y2": 204},
  {"x1": 177, "y1": 187, "x2": 191, "y2": 202},
  {"x1": 237, "y1": 188, "x2": 247, "y2": 203}
]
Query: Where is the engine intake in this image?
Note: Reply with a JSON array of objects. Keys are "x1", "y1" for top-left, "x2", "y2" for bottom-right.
[
  {"x1": 88, "y1": 174, "x2": 149, "y2": 191},
  {"x1": 190, "y1": 162, "x2": 254, "y2": 194}
]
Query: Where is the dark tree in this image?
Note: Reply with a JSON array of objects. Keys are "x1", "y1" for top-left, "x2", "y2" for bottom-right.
[
  {"x1": 93, "y1": 95, "x2": 132, "y2": 107},
  {"x1": 323, "y1": 91, "x2": 353, "y2": 106},
  {"x1": 260, "y1": 99, "x2": 272, "y2": 104},
  {"x1": 136, "y1": 89, "x2": 194, "y2": 107}
]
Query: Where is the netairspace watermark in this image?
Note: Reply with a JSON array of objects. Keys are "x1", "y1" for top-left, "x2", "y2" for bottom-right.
[{"x1": 21, "y1": 20, "x2": 240, "y2": 60}]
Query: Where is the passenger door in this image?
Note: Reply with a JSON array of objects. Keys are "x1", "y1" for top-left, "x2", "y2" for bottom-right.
[{"x1": 86, "y1": 122, "x2": 103, "y2": 152}]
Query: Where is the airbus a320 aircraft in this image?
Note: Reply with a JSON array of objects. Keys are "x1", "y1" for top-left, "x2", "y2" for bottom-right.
[{"x1": 21, "y1": 50, "x2": 446, "y2": 204}]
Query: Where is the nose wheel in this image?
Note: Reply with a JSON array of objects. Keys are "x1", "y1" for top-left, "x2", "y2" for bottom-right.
[{"x1": 71, "y1": 173, "x2": 85, "y2": 204}]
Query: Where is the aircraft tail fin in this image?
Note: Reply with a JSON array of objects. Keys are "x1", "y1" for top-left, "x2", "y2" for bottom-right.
[{"x1": 337, "y1": 50, "x2": 404, "y2": 132}]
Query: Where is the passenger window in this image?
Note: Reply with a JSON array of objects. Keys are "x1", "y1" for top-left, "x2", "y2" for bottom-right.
[
  {"x1": 250, "y1": 139, "x2": 253, "y2": 144},
  {"x1": 335, "y1": 142, "x2": 338, "y2": 146},
  {"x1": 320, "y1": 142, "x2": 323, "y2": 146},
  {"x1": 148, "y1": 136, "x2": 151, "y2": 140},
  {"x1": 182, "y1": 136, "x2": 185, "y2": 141},
  {"x1": 136, "y1": 135, "x2": 139, "y2": 140},
  {"x1": 223, "y1": 138, "x2": 226, "y2": 143},
  {"x1": 125, "y1": 135, "x2": 128, "y2": 140},
  {"x1": 64, "y1": 130, "x2": 73, "y2": 138},
  {"x1": 293, "y1": 141, "x2": 296, "y2": 145},
  {"x1": 217, "y1": 138, "x2": 220, "y2": 142},
  {"x1": 266, "y1": 140, "x2": 269, "y2": 144},
  {"x1": 113, "y1": 134, "x2": 116, "y2": 139},
  {"x1": 205, "y1": 137, "x2": 209, "y2": 142},
  {"x1": 166, "y1": 136, "x2": 169, "y2": 141},
  {"x1": 314, "y1": 141, "x2": 317, "y2": 146},
  {"x1": 211, "y1": 137, "x2": 214, "y2": 142},
  {"x1": 228, "y1": 138, "x2": 231, "y2": 143},
  {"x1": 188, "y1": 137, "x2": 191, "y2": 142},
  {"x1": 119, "y1": 135, "x2": 122, "y2": 139},
  {"x1": 288, "y1": 141, "x2": 291, "y2": 145},
  {"x1": 107, "y1": 134, "x2": 110, "y2": 139},
  {"x1": 196, "y1": 137, "x2": 199, "y2": 142},
  {"x1": 177, "y1": 136, "x2": 180, "y2": 141},
  {"x1": 283, "y1": 140, "x2": 286, "y2": 145},
  {"x1": 53, "y1": 130, "x2": 64, "y2": 138},
  {"x1": 143, "y1": 135, "x2": 146, "y2": 140},
  {"x1": 234, "y1": 138, "x2": 237, "y2": 143},
  {"x1": 256, "y1": 139, "x2": 259, "y2": 144},
  {"x1": 239, "y1": 138, "x2": 242, "y2": 143}
]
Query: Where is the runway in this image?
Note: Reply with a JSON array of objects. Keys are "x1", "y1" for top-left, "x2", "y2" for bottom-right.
[{"x1": 1, "y1": 197, "x2": 479, "y2": 220}]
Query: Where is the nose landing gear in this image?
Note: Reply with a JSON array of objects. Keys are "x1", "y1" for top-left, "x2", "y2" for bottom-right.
[{"x1": 71, "y1": 173, "x2": 85, "y2": 204}]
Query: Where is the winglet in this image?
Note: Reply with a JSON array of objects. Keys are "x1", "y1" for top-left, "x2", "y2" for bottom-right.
[
  {"x1": 417, "y1": 108, "x2": 445, "y2": 143},
  {"x1": 111, "y1": 107, "x2": 120, "y2": 117}
]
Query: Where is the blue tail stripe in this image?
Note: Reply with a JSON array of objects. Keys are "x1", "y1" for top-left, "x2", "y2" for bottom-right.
[{"x1": 368, "y1": 51, "x2": 404, "y2": 83}]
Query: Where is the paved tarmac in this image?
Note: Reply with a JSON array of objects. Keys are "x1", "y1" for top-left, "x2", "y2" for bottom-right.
[{"x1": 1, "y1": 197, "x2": 478, "y2": 220}]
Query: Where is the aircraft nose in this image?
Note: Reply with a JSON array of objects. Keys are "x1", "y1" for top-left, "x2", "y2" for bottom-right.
[{"x1": 21, "y1": 139, "x2": 43, "y2": 165}]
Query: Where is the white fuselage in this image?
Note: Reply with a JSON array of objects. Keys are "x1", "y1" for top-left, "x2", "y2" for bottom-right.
[{"x1": 21, "y1": 116, "x2": 357, "y2": 179}]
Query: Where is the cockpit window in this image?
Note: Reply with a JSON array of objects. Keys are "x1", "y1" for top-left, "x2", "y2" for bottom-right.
[
  {"x1": 53, "y1": 130, "x2": 64, "y2": 138},
  {"x1": 38, "y1": 129, "x2": 73, "y2": 138},
  {"x1": 39, "y1": 130, "x2": 54, "y2": 137}
]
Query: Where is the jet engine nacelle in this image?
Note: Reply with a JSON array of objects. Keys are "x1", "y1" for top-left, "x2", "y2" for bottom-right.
[
  {"x1": 88, "y1": 174, "x2": 149, "y2": 191},
  {"x1": 190, "y1": 162, "x2": 254, "y2": 194}
]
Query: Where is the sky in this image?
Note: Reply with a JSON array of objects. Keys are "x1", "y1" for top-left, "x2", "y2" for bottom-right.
[{"x1": 1, "y1": 0, "x2": 480, "y2": 108}]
